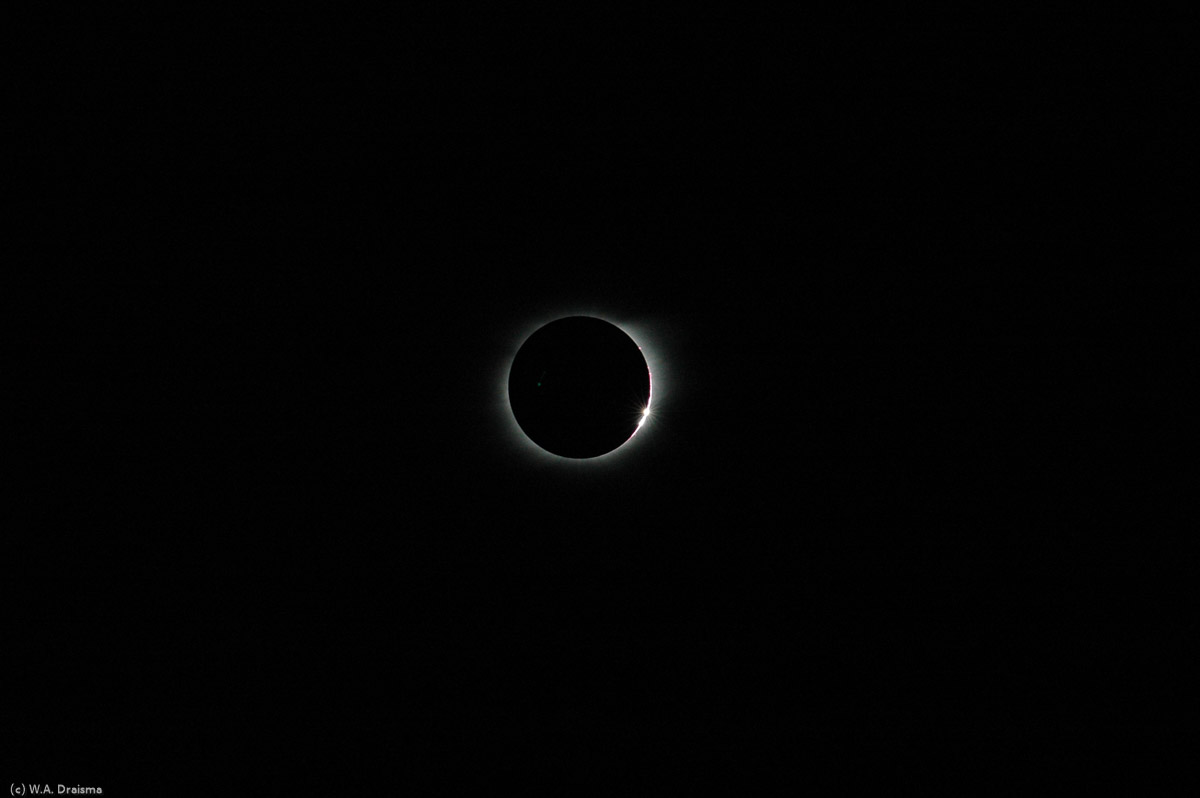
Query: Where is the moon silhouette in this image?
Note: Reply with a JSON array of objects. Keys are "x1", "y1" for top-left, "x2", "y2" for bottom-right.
[{"x1": 508, "y1": 316, "x2": 652, "y2": 459}]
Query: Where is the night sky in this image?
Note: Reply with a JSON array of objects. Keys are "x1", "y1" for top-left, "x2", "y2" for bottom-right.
[{"x1": 13, "y1": 9, "x2": 1190, "y2": 787}]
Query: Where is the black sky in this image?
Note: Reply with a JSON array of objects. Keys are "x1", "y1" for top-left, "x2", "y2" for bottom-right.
[{"x1": 12, "y1": 8, "x2": 1191, "y2": 786}]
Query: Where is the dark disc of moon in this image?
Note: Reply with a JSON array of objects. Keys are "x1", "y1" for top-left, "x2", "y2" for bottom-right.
[{"x1": 508, "y1": 316, "x2": 651, "y2": 459}]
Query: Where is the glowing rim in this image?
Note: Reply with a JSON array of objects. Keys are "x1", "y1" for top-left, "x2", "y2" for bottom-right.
[{"x1": 494, "y1": 309, "x2": 666, "y2": 468}]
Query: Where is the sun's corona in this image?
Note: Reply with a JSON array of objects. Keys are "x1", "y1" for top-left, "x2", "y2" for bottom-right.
[{"x1": 493, "y1": 310, "x2": 666, "y2": 467}]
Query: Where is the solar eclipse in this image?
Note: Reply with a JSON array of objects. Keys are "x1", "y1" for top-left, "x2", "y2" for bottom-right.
[{"x1": 507, "y1": 316, "x2": 652, "y2": 459}]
